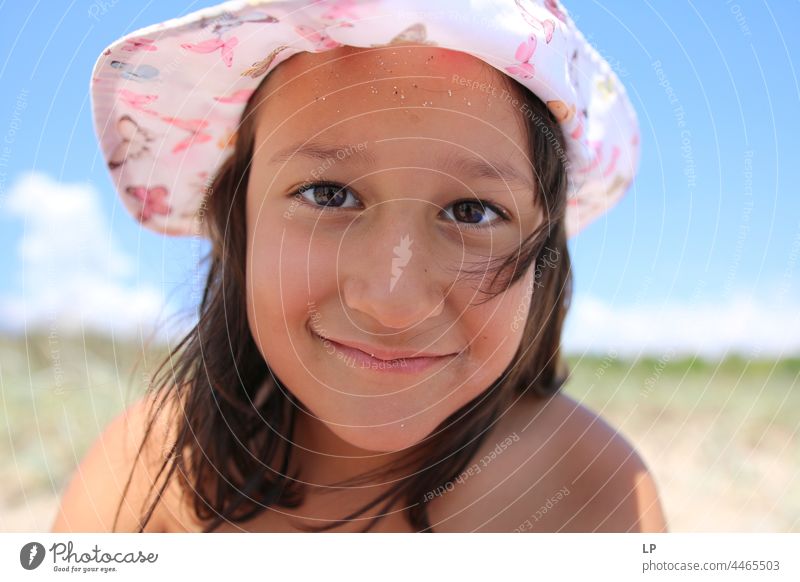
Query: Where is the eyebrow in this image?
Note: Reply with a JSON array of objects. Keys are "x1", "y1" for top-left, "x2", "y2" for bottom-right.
[
  {"x1": 268, "y1": 140, "x2": 533, "y2": 188},
  {"x1": 269, "y1": 141, "x2": 377, "y2": 165}
]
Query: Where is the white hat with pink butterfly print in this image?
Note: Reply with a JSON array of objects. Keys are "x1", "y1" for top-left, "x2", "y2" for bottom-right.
[{"x1": 90, "y1": 0, "x2": 640, "y2": 238}]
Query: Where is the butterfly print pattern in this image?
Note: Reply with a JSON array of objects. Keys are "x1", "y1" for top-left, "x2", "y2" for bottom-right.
[
  {"x1": 159, "y1": 116, "x2": 214, "y2": 154},
  {"x1": 108, "y1": 115, "x2": 154, "y2": 170},
  {"x1": 125, "y1": 185, "x2": 172, "y2": 222},
  {"x1": 181, "y1": 36, "x2": 239, "y2": 67},
  {"x1": 110, "y1": 61, "x2": 159, "y2": 81},
  {"x1": 506, "y1": 35, "x2": 537, "y2": 79},
  {"x1": 122, "y1": 38, "x2": 157, "y2": 52}
]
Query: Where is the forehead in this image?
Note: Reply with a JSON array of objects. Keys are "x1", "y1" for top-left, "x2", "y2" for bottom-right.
[{"x1": 251, "y1": 44, "x2": 531, "y2": 180}]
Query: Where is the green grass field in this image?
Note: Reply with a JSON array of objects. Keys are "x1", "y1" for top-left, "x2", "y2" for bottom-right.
[{"x1": 1, "y1": 332, "x2": 797, "y2": 531}]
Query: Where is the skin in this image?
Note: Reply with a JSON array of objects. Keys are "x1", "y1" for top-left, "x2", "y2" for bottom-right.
[{"x1": 244, "y1": 44, "x2": 544, "y2": 486}]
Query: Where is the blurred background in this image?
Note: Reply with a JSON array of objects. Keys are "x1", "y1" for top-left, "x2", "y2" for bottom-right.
[{"x1": 0, "y1": 1, "x2": 798, "y2": 532}]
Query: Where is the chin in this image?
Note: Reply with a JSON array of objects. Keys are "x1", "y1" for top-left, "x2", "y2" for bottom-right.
[{"x1": 329, "y1": 421, "x2": 431, "y2": 454}]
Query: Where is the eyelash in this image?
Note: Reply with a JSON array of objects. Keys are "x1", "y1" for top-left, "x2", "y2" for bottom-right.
[{"x1": 290, "y1": 181, "x2": 511, "y2": 231}]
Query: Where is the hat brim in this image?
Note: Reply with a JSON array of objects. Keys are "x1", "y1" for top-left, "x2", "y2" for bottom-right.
[{"x1": 90, "y1": 0, "x2": 640, "y2": 239}]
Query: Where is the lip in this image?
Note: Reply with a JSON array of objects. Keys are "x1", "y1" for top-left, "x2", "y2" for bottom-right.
[
  {"x1": 313, "y1": 331, "x2": 460, "y2": 374},
  {"x1": 320, "y1": 335, "x2": 456, "y2": 361}
]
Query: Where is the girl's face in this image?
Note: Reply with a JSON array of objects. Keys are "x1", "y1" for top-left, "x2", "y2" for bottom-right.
[{"x1": 245, "y1": 45, "x2": 543, "y2": 453}]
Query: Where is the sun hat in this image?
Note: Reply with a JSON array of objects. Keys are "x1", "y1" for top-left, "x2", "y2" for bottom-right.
[{"x1": 90, "y1": 0, "x2": 640, "y2": 239}]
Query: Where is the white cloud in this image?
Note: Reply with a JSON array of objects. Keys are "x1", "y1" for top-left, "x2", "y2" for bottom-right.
[
  {"x1": 564, "y1": 292, "x2": 800, "y2": 358},
  {"x1": 0, "y1": 171, "x2": 178, "y2": 340}
]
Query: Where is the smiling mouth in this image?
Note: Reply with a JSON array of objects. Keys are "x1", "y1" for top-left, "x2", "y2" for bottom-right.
[
  {"x1": 310, "y1": 325, "x2": 457, "y2": 359},
  {"x1": 311, "y1": 329, "x2": 461, "y2": 373}
]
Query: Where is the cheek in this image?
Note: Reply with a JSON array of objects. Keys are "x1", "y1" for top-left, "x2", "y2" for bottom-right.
[
  {"x1": 245, "y1": 207, "x2": 340, "y2": 370},
  {"x1": 454, "y1": 265, "x2": 534, "y2": 384},
  {"x1": 246, "y1": 196, "x2": 338, "y2": 309}
]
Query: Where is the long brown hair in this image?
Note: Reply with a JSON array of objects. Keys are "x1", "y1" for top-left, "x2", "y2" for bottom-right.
[{"x1": 119, "y1": 64, "x2": 574, "y2": 533}]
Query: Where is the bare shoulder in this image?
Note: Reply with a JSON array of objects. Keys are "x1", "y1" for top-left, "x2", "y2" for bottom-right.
[
  {"x1": 50, "y1": 391, "x2": 182, "y2": 533},
  {"x1": 429, "y1": 391, "x2": 669, "y2": 532}
]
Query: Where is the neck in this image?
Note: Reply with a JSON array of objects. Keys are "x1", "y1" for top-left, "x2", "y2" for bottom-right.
[{"x1": 290, "y1": 406, "x2": 419, "y2": 489}]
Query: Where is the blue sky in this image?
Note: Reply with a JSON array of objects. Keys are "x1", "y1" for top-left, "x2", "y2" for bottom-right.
[{"x1": 0, "y1": 1, "x2": 798, "y2": 357}]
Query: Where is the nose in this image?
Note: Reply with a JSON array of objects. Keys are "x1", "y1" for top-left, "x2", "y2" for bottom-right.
[{"x1": 340, "y1": 208, "x2": 449, "y2": 330}]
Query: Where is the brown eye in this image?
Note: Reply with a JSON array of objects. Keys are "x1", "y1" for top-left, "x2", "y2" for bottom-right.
[
  {"x1": 296, "y1": 182, "x2": 359, "y2": 209},
  {"x1": 443, "y1": 200, "x2": 507, "y2": 230}
]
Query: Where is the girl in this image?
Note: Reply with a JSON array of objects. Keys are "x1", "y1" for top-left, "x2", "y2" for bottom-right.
[{"x1": 53, "y1": 0, "x2": 667, "y2": 533}]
